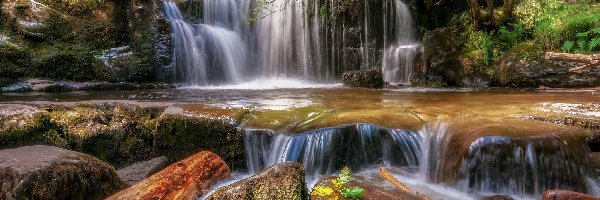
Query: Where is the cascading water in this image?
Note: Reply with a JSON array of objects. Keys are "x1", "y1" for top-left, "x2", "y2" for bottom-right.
[
  {"x1": 164, "y1": 0, "x2": 420, "y2": 86},
  {"x1": 417, "y1": 121, "x2": 600, "y2": 198},
  {"x1": 244, "y1": 124, "x2": 422, "y2": 180},
  {"x1": 382, "y1": 0, "x2": 419, "y2": 85},
  {"x1": 164, "y1": 1, "x2": 248, "y2": 85},
  {"x1": 243, "y1": 121, "x2": 600, "y2": 198}
]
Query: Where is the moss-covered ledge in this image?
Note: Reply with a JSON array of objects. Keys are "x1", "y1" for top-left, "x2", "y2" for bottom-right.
[{"x1": 0, "y1": 103, "x2": 245, "y2": 170}]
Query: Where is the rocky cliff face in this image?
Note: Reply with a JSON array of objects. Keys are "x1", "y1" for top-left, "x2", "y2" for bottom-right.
[{"x1": 0, "y1": 0, "x2": 172, "y2": 87}]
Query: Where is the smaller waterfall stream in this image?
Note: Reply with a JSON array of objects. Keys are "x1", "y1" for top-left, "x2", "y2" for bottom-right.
[
  {"x1": 245, "y1": 124, "x2": 422, "y2": 180},
  {"x1": 382, "y1": 0, "x2": 419, "y2": 85}
]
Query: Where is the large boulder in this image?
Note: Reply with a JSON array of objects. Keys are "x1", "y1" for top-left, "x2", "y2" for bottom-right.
[
  {"x1": 342, "y1": 69, "x2": 385, "y2": 88},
  {"x1": 107, "y1": 151, "x2": 230, "y2": 200},
  {"x1": 207, "y1": 162, "x2": 309, "y2": 200},
  {"x1": 492, "y1": 43, "x2": 600, "y2": 88},
  {"x1": 0, "y1": 103, "x2": 246, "y2": 170},
  {"x1": 0, "y1": 145, "x2": 126, "y2": 200},
  {"x1": 418, "y1": 26, "x2": 488, "y2": 87}
]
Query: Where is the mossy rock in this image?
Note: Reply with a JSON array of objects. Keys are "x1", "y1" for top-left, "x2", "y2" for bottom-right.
[
  {"x1": 207, "y1": 162, "x2": 309, "y2": 200},
  {"x1": 0, "y1": 45, "x2": 33, "y2": 87},
  {"x1": 35, "y1": 50, "x2": 112, "y2": 82},
  {"x1": 0, "y1": 145, "x2": 126, "y2": 200},
  {"x1": 342, "y1": 69, "x2": 384, "y2": 88},
  {"x1": 0, "y1": 103, "x2": 246, "y2": 170}
]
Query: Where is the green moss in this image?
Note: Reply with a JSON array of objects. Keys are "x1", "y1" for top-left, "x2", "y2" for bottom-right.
[
  {"x1": 0, "y1": 45, "x2": 33, "y2": 87},
  {"x1": 34, "y1": 48, "x2": 111, "y2": 82},
  {"x1": 152, "y1": 114, "x2": 245, "y2": 169},
  {"x1": 0, "y1": 113, "x2": 68, "y2": 148}
]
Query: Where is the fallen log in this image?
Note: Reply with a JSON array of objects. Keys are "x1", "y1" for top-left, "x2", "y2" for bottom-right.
[
  {"x1": 379, "y1": 167, "x2": 431, "y2": 200},
  {"x1": 106, "y1": 151, "x2": 231, "y2": 200},
  {"x1": 545, "y1": 52, "x2": 598, "y2": 63}
]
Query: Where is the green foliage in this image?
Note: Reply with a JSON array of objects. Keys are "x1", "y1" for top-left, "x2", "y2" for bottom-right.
[
  {"x1": 529, "y1": 0, "x2": 600, "y2": 50},
  {"x1": 562, "y1": 27, "x2": 600, "y2": 53},
  {"x1": 312, "y1": 186, "x2": 335, "y2": 196},
  {"x1": 562, "y1": 40, "x2": 575, "y2": 52},
  {"x1": 467, "y1": 22, "x2": 526, "y2": 65},
  {"x1": 311, "y1": 166, "x2": 365, "y2": 200},
  {"x1": 35, "y1": 47, "x2": 111, "y2": 81},
  {"x1": 341, "y1": 188, "x2": 365, "y2": 200}
]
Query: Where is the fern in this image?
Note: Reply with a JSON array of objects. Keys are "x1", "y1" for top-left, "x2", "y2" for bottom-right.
[
  {"x1": 577, "y1": 38, "x2": 587, "y2": 49},
  {"x1": 590, "y1": 37, "x2": 600, "y2": 51},
  {"x1": 590, "y1": 27, "x2": 600, "y2": 34},
  {"x1": 562, "y1": 41, "x2": 575, "y2": 52}
]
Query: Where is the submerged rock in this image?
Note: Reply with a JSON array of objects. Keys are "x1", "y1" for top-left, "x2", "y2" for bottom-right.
[
  {"x1": 117, "y1": 156, "x2": 169, "y2": 186},
  {"x1": 541, "y1": 190, "x2": 598, "y2": 200},
  {"x1": 0, "y1": 145, "x2": 125, "y2": 200},
  {"x1": 207, "y1": 162, "x2": 309, "y2": 200},
  {"x1": 107, "y1": 151, "x2": 230, "y2": 200},
  {"x1": 342, "y1": 69, "x2": 385, "y2": 88}
]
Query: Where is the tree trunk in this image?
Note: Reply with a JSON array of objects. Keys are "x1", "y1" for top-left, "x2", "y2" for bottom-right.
[
  {"x1": 107, "y1": 151, "x2": 231, "y2": 200},
  {"x1": 468, "y1": 0, "x2": 481, "y2": 29}
]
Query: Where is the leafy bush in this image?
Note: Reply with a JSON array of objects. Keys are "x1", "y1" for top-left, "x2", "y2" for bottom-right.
[
  {"x1": 531, "y1": 0, "x2": 600, "y2": 50},
  {"x1": 562, "y1": 27, "x2": 600, "y2": 53},
  {"x1": 311, "y1": 167, "x2": 365, "y2": 200}
]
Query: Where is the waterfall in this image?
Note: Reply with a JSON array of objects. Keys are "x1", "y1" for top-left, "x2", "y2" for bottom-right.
[
  {"x1": 164, "y1": 1, "x2": 247, "y2": 85},
  {"x1": 163, "y1": 0, "x2": 420, "y2": 86},
  {"x1": 382, "y1": 0, "x2": 419, "y2": 85},
  {"x1": 244, "y1": 124, "x2": 422, "y2": 180}
]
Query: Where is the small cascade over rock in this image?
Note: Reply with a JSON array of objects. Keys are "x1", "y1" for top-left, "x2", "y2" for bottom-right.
[
  {"x1": 382, "y1": 0, "x2": 419, "y2": 85},
  {"x1": 417, "y1": 119, "x2": 599, "y2": 197},
  {"x1": 244, "y1": 124, "x2": 422, "y2": 180},
  {"x1": 243, "y1": 119, "x2": 600, "y2": 198}
]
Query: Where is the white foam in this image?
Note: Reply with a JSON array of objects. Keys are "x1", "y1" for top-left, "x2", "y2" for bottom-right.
[{"x1": 182, "y1": 78, "x2": 342, "y2": 90}]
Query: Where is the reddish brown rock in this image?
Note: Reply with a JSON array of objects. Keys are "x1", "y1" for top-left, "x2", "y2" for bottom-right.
[
  {"x1": 107, "y1": 151, "x2": 231, "y2": 200},
  {"x1": 541, "y1": 190, "x2": 599, "y2": 200}
]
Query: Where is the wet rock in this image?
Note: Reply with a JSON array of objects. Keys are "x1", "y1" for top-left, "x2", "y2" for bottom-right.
[
  {"x1": 107, "y1": 151, "x2": 230, "y2": 200},
  {"x1": 117, "y1": 156, "x2": 169, "y2": 186},
  {"x1": 0, "y1": 145, "x2": 126, "y2": 200},
  {"x1": 480, "y1": 195, "x2": 514, "y2": 200},
  {"x1": 541, "y1": 190, "x2": 598, "y2": 200},
  {"x1": 589, "y1": 152, "x2": 600, "y2": 169},
  {"x1": 311, "y1": 176, "x2": 422, "y2": 200},
  {"x1": 342, "y1": 69, "x2": 385, "y2": 88},
  {"x1": 423, "y1": 117, "x2": 589, "y2": 195},
  {"x1": 207, "y1": 162, "x2": 309, "y2": 200}
]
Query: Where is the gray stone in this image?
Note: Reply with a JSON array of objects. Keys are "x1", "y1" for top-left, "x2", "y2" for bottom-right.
[{"x1": 117, "y1": 156, "x2": 169, "y2": 186}]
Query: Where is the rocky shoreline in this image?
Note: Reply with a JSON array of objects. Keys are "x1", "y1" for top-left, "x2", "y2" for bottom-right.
[{"x1": 0, "y1": 101, "x2": 598, "y2": 199}]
